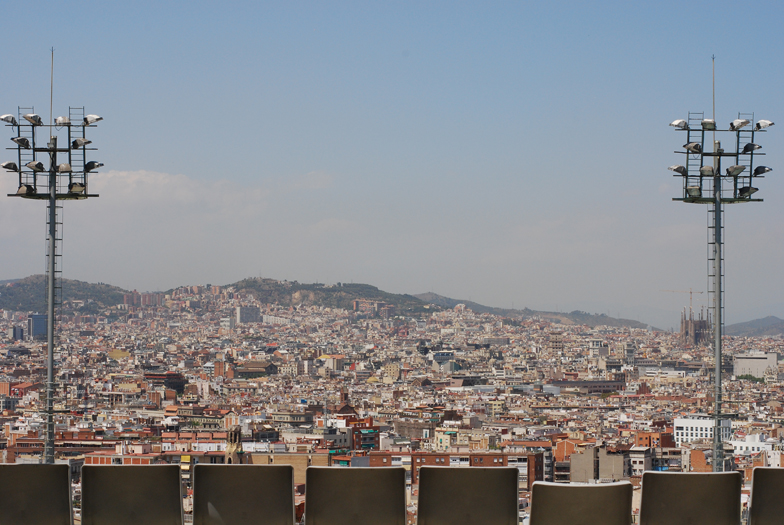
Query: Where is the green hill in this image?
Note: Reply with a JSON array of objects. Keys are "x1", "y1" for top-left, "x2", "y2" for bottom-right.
[
  {"x1": 229, "y1": 278, "x2": 431, "y2": 314},
  {"x1": 0, "y1": 275, "x2": 127, "y2": 313}
]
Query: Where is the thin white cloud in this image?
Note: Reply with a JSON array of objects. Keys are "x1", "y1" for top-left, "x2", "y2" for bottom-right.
[
  {"x1": 0, "y1": 170, "x2": 355, "y2": 290},
  {"x1": 290, "y1": 171, "x2": 334, "y2": 191}
]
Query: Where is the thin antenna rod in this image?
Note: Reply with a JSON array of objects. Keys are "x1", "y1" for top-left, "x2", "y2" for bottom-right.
[
  {"x1": 712, "y1": 55, "x2": 716, "y2": 144},
  {"x1": 50, "y1": 47, "x2": 54, "y2": 129}
]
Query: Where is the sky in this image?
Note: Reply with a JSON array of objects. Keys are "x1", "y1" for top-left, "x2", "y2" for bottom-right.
[{"x1": 1, "y1": 1, "x2": 784, "y2": 330}]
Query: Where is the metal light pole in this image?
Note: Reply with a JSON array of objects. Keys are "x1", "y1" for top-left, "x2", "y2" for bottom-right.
[
  {"x1": 711, "y1": 136, "x2": 724, "y2": 473},
  {"x1": 669, "y1": 108, "x2": 773, "y2": 471},
  {"x1": 2, "y1": 108, "x2": 102, "y2": 463}
]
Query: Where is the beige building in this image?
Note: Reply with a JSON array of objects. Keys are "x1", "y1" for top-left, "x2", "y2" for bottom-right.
[{"x1": 249, "y1": 453, "x2": 330, "y2": 484}]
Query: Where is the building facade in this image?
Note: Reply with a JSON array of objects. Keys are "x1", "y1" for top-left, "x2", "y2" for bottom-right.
[{"x1": 674, "y1": 415, "x2": 731, "y2": 446}]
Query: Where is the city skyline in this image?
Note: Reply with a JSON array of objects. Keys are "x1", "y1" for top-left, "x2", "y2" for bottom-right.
[{"x1": 2, "y1": 2, "x2": 783, "y2": 330}]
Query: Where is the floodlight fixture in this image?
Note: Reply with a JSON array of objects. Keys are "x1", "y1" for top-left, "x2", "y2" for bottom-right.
[
  {"x1": 68, "y1": 182, "x2": 86, "y2": 194},
  {"x1": 755, "y1": 120, "x2": 774, "y2": 130},
  {"x1": 684, "y1": 142, "x2": 702, "y2": 153},
  {"x1": 1, "y1": 161, "x2": 18, "y2": 171},
  {"x1": 668, "y1": 165, "x2": 687, "y2": 176},
  {"x1": 55, "y1": 116, "x2": 70, "y2": 126},
  {"x1": 686, "y1": 186, "x2": 702, "y2": 197},
  {"x1": 730, "y1": 118, "x2": 750, "y2": 131},
  {"x1": 701, "y1": 119, "x2": 717, "y2": 130},
  {"x1": 738, "y1": 186, "x2": 758, "y2": 198},
  {"x1": 11, "y1": 137, "x2": 30, "y2": 149},
  {"x1": 57, "y1": 163, "x2": 72, "y2": 173},
  {"x1": 670, "y1": 119, "x2": 689, "y2": 129},
  {"x1": 26, "y1": 161, "x2": 45, "y2": 172},
  {"x1": 700, "y1": 166, "x2": 716, "y2": 177},
  {"x1": 16, "y1": 184, "x2": 36, "y2": 196},
  {"x1": 753, "y1": 166, "x2": 772, "y2": 176},
  {"x1": 83, "y1": 114, "x2": 103, "y2": 125},
  {"x1": 72, "y1": 138, "x2": 91, "y2": 149},
  {"x1": 23, "y1": 113, "x2": 43, "y2": 126},
  {"x1": 84, "y1": 161, "x2": 104, "y2": 172},
  {"x1": 0, "y1": 114, "x2": 17, "y2": 126},
  {"x1": 742, "y1": 143, "x2": 761, "y2": 154},
  {"x1": 725, "y1": 165, "x2": 746, "y2": 177}
]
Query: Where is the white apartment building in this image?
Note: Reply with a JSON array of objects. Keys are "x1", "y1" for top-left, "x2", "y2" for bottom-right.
[
  {"x1": 733, "y1": 352, "x2": 779, "y2": 379},
  {"x1": 760, "y1": 450, "x2": 784, "y2": 467},
  {"x1": 730, "y1": 433, "x2": 774, "y2": 456},
  {"x1": 674, "y1": 415, "x2": 731, "y2": 446}
]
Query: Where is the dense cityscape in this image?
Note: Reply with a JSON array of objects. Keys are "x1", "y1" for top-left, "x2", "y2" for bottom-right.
[
  {"x1": 2, "y1": 279, "x2": 783, "y2": 520},
  {"x1": 2, "y1": 3, "x2": 784, "y2": 524}
]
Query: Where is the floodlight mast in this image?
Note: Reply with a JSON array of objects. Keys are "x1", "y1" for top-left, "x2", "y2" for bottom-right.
[
  {"x1": 669, "y1": 112, "x2": 773, "y2": 472},
  {"x1": 46, "y1": 135, "x2": 57, "y2": 466},
  {"x1": 711, "y1": 138, "x2": 722, "y2": 474},
  {"x1": 3, "y1": 110, "x2": 102, "y2": 464}
]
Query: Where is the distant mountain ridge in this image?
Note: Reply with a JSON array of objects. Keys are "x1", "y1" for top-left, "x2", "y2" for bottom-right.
[
  {"x1": 415, "y1": 292, "x2": 522, "y2": 317},
  {"x1": 1, "y1": 274, "x2": 780, "y2": 334},
  {"x1": 725, "y1": 316, "x2": 784, "y2": 337},
  {"x1": 415, "y1": 292, "x2": 654, "y2": 329}
]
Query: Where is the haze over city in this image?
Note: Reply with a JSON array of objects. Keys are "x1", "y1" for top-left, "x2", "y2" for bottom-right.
[{"x1": 2, "y1": 1, "x2": 783, "y2": 330}]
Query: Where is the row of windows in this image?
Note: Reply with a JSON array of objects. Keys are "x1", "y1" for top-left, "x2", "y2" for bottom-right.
[
  {"x1": 411, "y1": 456, "x2": 504, "y2": 464},
  {"x1": 474, "y1": 457, "x2": 503, "y2": 464},
  {"x1": 414, "y1": 457, "x2": 447, "y2": 463},
  {"x1": 735, "y1": 446, "x2": 765, "y2": 452},
  {"x1": 677, "y1": 426, "x2": 713, "y2": 432},
  {"x1": 676, "y1": 431, "x2": 713, "y2": 437}
]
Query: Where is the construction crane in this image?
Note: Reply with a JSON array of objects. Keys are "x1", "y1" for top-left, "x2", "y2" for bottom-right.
[{"x1": 661, "y1": 288, "x2": 704, "y2": 313}]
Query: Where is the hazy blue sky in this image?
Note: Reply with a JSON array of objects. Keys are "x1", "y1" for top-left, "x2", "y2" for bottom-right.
[{"x1": 2, "y1": 1, "x2": 783, "y2": 329}]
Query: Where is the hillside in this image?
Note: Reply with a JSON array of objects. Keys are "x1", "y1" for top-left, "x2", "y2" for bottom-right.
[
  {"x1": 415, "y1": 292, "x2": 520, "y2": 317},
  {"x1": 0, "y1": 275, "x2": 727, "y2": 331},
  {"x1": 725, "y1": 316, "x2": 784, "y2": 337},
  {"x1": 230, "y1": 278, "x2": 431, "y2": 314},
  {"x1": 415, "y1": 292, "x2": 653, "y2": 329},
  {"x1": 0, "y1": 275, "x2": 127, "y2": 313}
]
